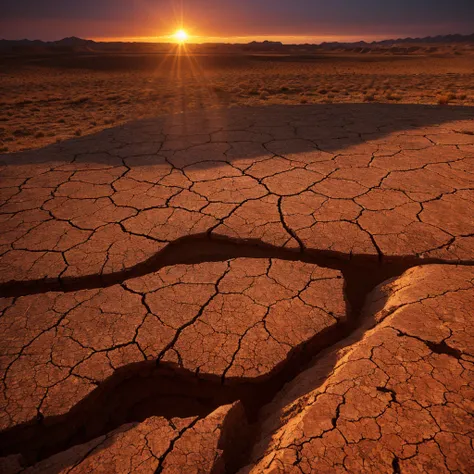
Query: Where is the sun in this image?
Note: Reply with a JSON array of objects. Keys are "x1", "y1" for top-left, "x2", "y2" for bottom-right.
[{"x1": 174, "y1": 29, "x2": 189, "y2": 43}]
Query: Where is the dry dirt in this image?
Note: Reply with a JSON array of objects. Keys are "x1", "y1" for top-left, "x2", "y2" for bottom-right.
[
  {"x1": 0, "y1": 61, "x2": 473, "y2": 473},
  {"x1": 241, "y1": 264, "x2": 474, "y2": 473},
  {"x1": 1, "y1": 52, "x2": 474, "y2": 153}
]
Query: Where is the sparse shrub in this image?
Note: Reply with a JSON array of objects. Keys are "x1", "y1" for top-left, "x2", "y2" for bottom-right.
[
  {"x1": 364, "y1": 93, "x2": 376, "y2": 102},
  {"x1": 58, "y1": 118, "x2": 66, "y2": 124},
  {"x1": 457, "y1": 93, "x2": 467, "y2": 100},
  {"x1": 0, "y1": 146, "x2": 8, "y2": 153},
  {"x1": 259, "y1": 91, "x2": 269, "y2": 100},
  {"x1": 13, "y1": 128, "x2": 31, "y2": 137},
  {"x1": 35, "y1": 131, "x2": 45, "y2": 139},
  {"x1": 70, "y1": 97, "x2": 90, "y2": 106},
  {"x1": 74, "y1": 129, "x2": 82, "y2": 136},
  {"x1": 300, "y1": 98, "x2": 308, "y2": 104},
  {"x1": 438, "y1": 95, "x2": 450, "y2": 105},
  {"x1": 385, "y1": 91, "x2": 401, "y2": 101}
]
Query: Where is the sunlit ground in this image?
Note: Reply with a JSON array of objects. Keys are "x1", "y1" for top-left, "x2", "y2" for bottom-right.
[{"x1": 1, "y1": 50, "x2": 474, "y2": 153}]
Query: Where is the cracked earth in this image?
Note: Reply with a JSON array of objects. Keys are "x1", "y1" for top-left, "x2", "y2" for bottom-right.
[{"x1": 0, "y1": 104, "x2": 473, "y2": 473}]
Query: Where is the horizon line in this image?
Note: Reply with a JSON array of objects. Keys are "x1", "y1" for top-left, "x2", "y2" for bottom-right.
[
  {"x1": 3, "y1": 31, "x2": 473, "y2": 46},
  {"x1": 88, "y1": 34, "x2": 396, "y2": 45}
]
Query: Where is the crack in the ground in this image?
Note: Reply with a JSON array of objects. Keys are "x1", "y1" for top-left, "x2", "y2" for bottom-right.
[
  {"x1": 392, "y1": 456, "x2": 401, "y2": 474},
  {"x1": 1, "y1": 234, "x2": 473, "y2": 299},
  {"x1": 0, "y1": 238, "x2": 473, "y2": 472},
  {"x1": 376, "y1": 386, "x2": 398, "y2": 404},
  {"x1": 394, "y1": 329, "x2": 467, "y2": 360},
  {"x1": 424, "y1": 340, "x2": 463, "y2": 360},
  {"x1": 154, "y1": 417, "x2": 201, "y2": 474}
]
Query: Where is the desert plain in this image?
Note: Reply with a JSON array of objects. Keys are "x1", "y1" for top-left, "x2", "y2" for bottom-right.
[
  {"x1": 0, "y1": 43, "x2": 473, "y2": 473},
  {"x1": 1, "y1": 43, "x2": 474, "y2": 153}
]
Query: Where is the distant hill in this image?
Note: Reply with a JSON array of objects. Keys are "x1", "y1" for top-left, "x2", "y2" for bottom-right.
[
  {"x1": 0, "y1": 36, "x2": 97, "y2": 54},
  {"x1": 319, "y1": 33, "x2": 474, "y2": 50},
  {"x1": 379, "y1": 33, "x2": 474, "y2": 45},
  {"x1": 54, "y1": 36, "x2": 95, "y2": 47},
  {"x1": 0, "y1": 37, "x2": 172, "y2": 55}
]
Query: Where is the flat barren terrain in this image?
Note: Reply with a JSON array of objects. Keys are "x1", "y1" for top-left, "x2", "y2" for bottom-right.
[{"x1": 1, "y1": 50, "x2": 474, "y2": 153}]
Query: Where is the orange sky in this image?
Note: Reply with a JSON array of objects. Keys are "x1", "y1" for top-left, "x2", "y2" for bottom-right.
[
  {"x1": 89, "y1": 34, "x2": 395, "y2": 45},
  {"x1": 2, "y1": 0, "x2": 473, "y2": 43}
]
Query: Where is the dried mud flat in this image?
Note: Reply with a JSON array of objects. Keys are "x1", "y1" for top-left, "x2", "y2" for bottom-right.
[{"x1": 0, "y1": 104, "x2": 473, "y2": 473}]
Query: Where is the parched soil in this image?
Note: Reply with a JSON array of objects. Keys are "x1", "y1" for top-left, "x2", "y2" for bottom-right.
[
  {"x1": 0, "y1": 103, "x2": 473, "y2": 472},
  {"x1": 1, "y1": 51, "x2": 474, "y2": 153}
]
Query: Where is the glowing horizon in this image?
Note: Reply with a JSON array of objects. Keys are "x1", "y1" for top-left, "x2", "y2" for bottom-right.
[{"x1": 88, "y1": 33, "x2": 402, "y2": 45}]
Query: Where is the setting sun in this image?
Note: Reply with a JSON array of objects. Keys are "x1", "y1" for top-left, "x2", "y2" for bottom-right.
[{"x1": 174, "y1": 29, "x2": 188, "y2": 43}]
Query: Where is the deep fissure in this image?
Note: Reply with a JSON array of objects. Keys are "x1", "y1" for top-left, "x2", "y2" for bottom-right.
[
  {"x1": 1, "y1": 234, "x2": 473, "y2": 299},
  {"x1": 0, "y1": 235, "x2": 472, "y2": 472}
]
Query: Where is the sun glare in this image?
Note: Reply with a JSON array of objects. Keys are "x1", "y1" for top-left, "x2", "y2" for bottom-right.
[{"x1": 174, "y1": 29, "x2": 189, "y2": 43}]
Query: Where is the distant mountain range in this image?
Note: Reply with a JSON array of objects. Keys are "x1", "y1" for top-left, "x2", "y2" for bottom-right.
[
  {"x1": 1, "y1": 33, "x2": 473, "y2": 54},
  {"x1": 319, "y1": 33, "x2": 474, "y2": 48},
  {"x1": 1, "y1": 36, "x2": 94, "y2": 47},
  {"x1": 0, "y1": 36, "x2": 95, "y2": 54}
]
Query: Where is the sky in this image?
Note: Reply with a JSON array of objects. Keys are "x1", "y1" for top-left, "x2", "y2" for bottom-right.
[{"x1": 1, "y1": 0, "x2": 474, "y2": 43}]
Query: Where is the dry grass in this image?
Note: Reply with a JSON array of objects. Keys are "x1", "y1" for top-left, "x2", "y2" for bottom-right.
[{"x1": 1, "y1": 52, "x2": 473, "y2": 152}]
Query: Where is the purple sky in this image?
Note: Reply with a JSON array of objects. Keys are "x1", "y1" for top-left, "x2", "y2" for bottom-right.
[{"x1": 1, "y1": 0, "x2": 473, "y2": 42}]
